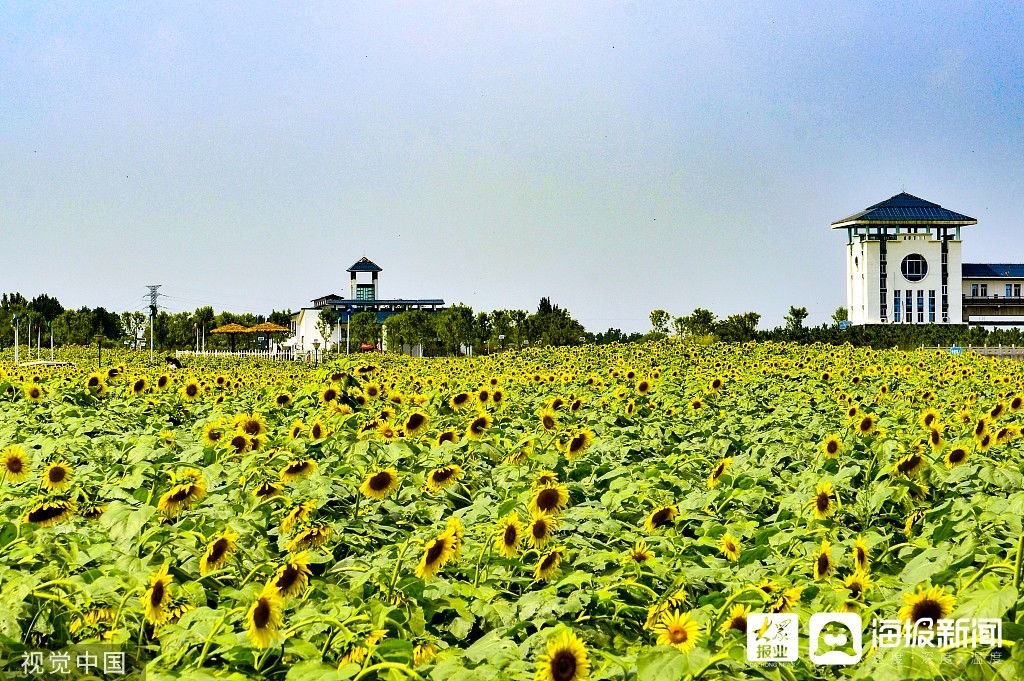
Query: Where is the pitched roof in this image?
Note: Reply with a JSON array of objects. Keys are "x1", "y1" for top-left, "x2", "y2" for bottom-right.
[
  {"x1": 831, "y1": 192, "x2": 977, "y2": 228},
  {"x1": 962, "y1": 264, "x2": 1024, "y2": 278},
  {"x1": 347, "y1": 257, "x2": 383, "y2": 272}
]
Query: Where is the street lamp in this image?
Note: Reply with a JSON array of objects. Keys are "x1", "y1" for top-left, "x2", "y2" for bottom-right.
[
  {"x1": 95, "y1": 334, "x2": 104, "y2": 368},
  {"x1": 312, "y1": 339, "x2": 320, "y2": 365}
]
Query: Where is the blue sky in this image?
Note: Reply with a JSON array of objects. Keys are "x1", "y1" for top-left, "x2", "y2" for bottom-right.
[{"x1": 2, "y1": 1, "x2": 1023, "y2": 331}]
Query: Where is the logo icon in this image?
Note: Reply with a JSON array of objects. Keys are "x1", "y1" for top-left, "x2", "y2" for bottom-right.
[
  {"x1": 747, "y1": 613, "x2": 799, "y2": 663},
  {"x1": 809, "y1": 612, "x2": 863, "y2": 665}
]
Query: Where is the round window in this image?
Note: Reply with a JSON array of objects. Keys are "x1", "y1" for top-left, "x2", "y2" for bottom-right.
[{"x1": 901, "y1": 254, "x2": 928, "y2": 282}]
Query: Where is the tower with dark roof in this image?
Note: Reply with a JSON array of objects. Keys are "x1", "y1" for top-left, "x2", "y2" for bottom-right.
[
  {"x1": 832, "y1": 193, "x2": 976, "y2": 325},
  {"x1": 347, "y1": 257, "x2": 383, "y2": 301}
]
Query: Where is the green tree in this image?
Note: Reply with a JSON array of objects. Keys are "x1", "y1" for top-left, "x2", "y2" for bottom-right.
[
  {"x1": 349, "y1": 311, "x2": 381, "y2": 349},
  {"x1": 785, "y1": 306, "x2": 809, "y2": 332},
  {"x1": 649, "y1": 309, "x2": 671, "y2": 335},
  {"x1": 832, "y1": 307, "x2": 849, "y2": 325},
  {"x1": 435, "y1": 305, "x2": 475, "y2": 355},
  {"x1": 715, "y1": 312, "x2": 761, "y2": 342},
  {"x1": 317, "y1": 308, "x2": 337, "y2": 350},
  {"x1": 679, "y1": 308, "x2": 718, "y2": 337}
]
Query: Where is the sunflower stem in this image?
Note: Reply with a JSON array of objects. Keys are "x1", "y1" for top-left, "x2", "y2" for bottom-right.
[
  {"x1": 687, "y1": 652, "x2": 730, "y2": 681},
  {"x1": 472, "y1": 538, "x2": 493, "y2": 588},
  {"x1": 387, "y1": 537, "x2": 414, "y2": 599}
]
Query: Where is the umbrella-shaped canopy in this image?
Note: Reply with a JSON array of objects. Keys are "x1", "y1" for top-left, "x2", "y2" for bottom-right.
[
  {"x1": 246, "y1": 322, "x2": 290, "y2": 333},
  {"x1": 209, "y1": 323, "x2": 250, "y2": 351}
]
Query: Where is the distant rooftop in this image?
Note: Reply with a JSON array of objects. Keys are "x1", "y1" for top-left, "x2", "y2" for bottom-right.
[
  {"x1": 831, "y1": 192, "x2": 977, "y2": 228},
  {"x1": 347, "y1": 257, "x2": 383, "y2": 273},
  {"x1": 962, "y1": 264, "x2": 1024, "y2": 279}
]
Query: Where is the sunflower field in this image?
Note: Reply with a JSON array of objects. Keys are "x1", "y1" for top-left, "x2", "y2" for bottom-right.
[{"x1": 2, "y1": 341, "x2": 1024, "y2": 680}]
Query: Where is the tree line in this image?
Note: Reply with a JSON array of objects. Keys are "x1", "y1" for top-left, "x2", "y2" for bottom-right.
[{"x1": 648, "y1": 305, "x2": 1024, "y2": 349}]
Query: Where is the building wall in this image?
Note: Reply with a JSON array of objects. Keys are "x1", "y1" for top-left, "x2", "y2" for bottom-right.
[
  {"x1": 847, "y1": 233, "x2": 962, "y2": 324},
  {"x1": 962, "y1": 279, "x2": 1024, "y2": 297}
]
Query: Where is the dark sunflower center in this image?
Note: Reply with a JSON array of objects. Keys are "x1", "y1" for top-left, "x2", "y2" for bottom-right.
[
  {"x1": 911, "y1": 599, "x2": 943, "y2": 624},
  {"x1": 256, "y1": 483, "x2": 279, "y2": 497},
  {"x1": 231, "y1": 435, "x2": 248, "y2": 451},
  {"x1": 208, "y1": 429, "x2": 222, "y2": 442},
  {"x1": 639, "y1": 382, "x2": 649, "y2": 392},
  {"x1": 158, "y1": 377, "x2": 168, "y2": 388},
  {"x1": 859, "y1": 418, "x2": 872, "y2": 432},
  {"x1": 537, "y1": 488, "x2": 560, "y2": 511},
  {"x1": 277, "y1": 394, "x2": 290, "y2": 405},
  {"x1": 924, "y1": 414, "x2": 935, "y2": 426},
  {"x1": 503, "y1": 525, "x2": 518, "y2": 546},
  {"x1": 186, "y1": 385, "x2": 198, "y2": 397},
  {"x1": 652, "y1": 509, "x2": 672, "y2": 527},
  {"x1": 369, "y1": 472, "x2": 393, "y2": 491},
  {"x1": 243, "y1": 420, "x2": 260, "y2": 435},
  {"x1": 949, "y1": 449, "x2": 967, "y2": 463},
  {"x1": 856, "y1": 547, "x2": 866, "y2": 564},
  {"x1": 432, "y1": 468, "x2": 454, "y2": 483},
  {"x1": 569, "y1": 436, "x2": 585, "y2": 452},
  {"x1": 549, "y1": 650, "x2": 577, "y2": 681},
  {"x1": 471, "y1": 418, "x2": 487, "y2": 434},
  {"x1": 670, "y1": 626, "x2": 689, "y2": 643},
  {"x1": 30, "y1": 388, "x2": 41, "y2": 398},
  {"x1": 541, "y1": 552, "x2": 560, "y2": 570},
  {"x1": 7, "y1": 457, "x2": 24, "y2": 474},
  {"x1": 253, "y1": 599, "x2": 271, "y2": 628},
  {"x1": 438, "y1": 432, "x2": 455, "y2": 443},
  {"x1": 931, "y1": 430, "x2": 941, "y2": 445},
  {"x1": 208, "y1": 538, "x2": 229, "y2": 563},
  {"x1": 28, "y1": 504, "x2": 68, "y2": 523},
  {"x1": 286, "y1": 461, "x2": 310, "y2": 476},
  {"x1": 817, "y1": 554, "x2": 830, "y2": 575},
  {"x1": 311, "y1": 425, "x2": 323, "y2": 438},
  {"x1": 532, "y1": 520, "x2": 548, "y2": 539},
  {"x1": 406, "y1": 413, "x2": 425, "y2": 430},
  {"x1": 826, "y1": 440, "x2": 839, "y2": 454},
  {"x1": 49, "y1": 467, "x2": 67, "y2": 483},
  {"x1": 323, "y1": 389, "x2": 337, "y2": 402},
  {"x1": 543, "y1": 416, "x2": 555, "y2": 429},
  {"x1": 731, "y1": 616, "x2": 747, "y2": 633},
  {"x1": 976, "y1": 421, "x2": 986, "y2": 436},
  {"x1": 276, "y1": 566, "x2": 298, "y2": 590},
  {"x1": 849, "y1": 582, "x2": 862, "y2": 598},
  {"x1": 713, "y1": 463, "x2": 726, "y2": 479},
  {"x1": 453, "y1": 393, "x2": 468, "y2": 405},
  {"x1": 425, "y1": 539, "x2": 447, "y2": 565},
  {"x1": 150, "y1": 582, "x2": 165, "y2": 606},
  {"x1": 816, "y1": 493, "x2": 830, "y2": 513}
]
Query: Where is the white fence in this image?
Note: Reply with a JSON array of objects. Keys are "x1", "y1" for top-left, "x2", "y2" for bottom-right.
[{"x1": 175, "y1": 349, "x2": 304, "y2": 362}]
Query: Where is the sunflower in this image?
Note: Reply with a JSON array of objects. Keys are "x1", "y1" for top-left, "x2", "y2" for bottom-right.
[
  {"x1": 918, "y1": 408, "x2": 941, "y2": 431},
  {"x1": 274, "y1": 391, "x2": 293, "y2": 408},
  {"x1": 79, "y1": 502, "x2": 107, "y2": 520},
  {"x1": 200, "y1": 529, "x2": 240, "y2": 575},
  {"x1": 228, "y1": 433, "x2": 251, "y2": 455},
  {"x1": 465, "y1": 413, "x2": 492, "y2": 440},
  {"x1": 436, "y1": 430, "x2": 459, "y2": 446},
  {"x1": 720, "y1": 533, "x2": 741, "y2": 562},
  {"x1": 236, "y1": 413, "x2": 267, "y2": 437},
  {"x1": 246, "y1": 589, "x2": 283, "y2": 648},
  {"x1": 450, "y1": 392, "x2": 472, "y2": 410},
  {"x1": 281, "y1": 500, "x2": 317, "y2": 535},
  {"x1": 719, "y1": 604, "x2": 750, "y2": 635},
  {"x1": 534, "y1": 630, "x2": 590, "y2": 681},
  {"x1": 268, "y1": 554, "x2": 311, "y2": 600},
  {"x1": 944, "y1": 444, "x2": 970, "y2": 468},
  {"x1": 855, "y1": 414, "x2": 877, "y2": 435},
  {"x1": 526, "y1": 510, "x2": 559, "y2": 549},
  {"x1": 425, "y1": 464, "x2": 464, "y2": 492},
  {"x1": 415, "y1": 530, "x2": 458, "y2": 578},
  {"x1": 180, "y1": 380, "x2": 201, "y2": 401},
  {"x1": 644, "y1": 505, "x2": 678, "y2": 532},
  {"x1": 564, "y1": 429, "x2": 595, "y2": 460},
  {"x1": 531, "y1": 484, "x2": 570, "y2": 515},
  {"x1": 535, "y1": 469, "x2": 558, "y2": 486},
  {"x1": 404, "y1": 411, "x2": 430, "y2": 437},
  {"x1": 973, "y1": 417, "x2": 989, "y2": 441},
  {"x1": 156, "y1": 374, "x2": 170, "y2": 390},
  {"x1": 42, "y1": 461, "x2": 74, "y2": 492},
  {"x1": 308, "y1": 419, "x2": 329, "y2": 441},
  {"x1": 22, "y1": 498, "x2": 75, "y2": 526},
  {"x1": 842, "y1": 570, "x2": 874, "y2": 600},
  {"x1": 496, "y1": 513, "x2": 522, "y2": 558},
  {"x1": 989, "y1": 402, "x2": 1006, "y2": 421},
  {"x1": 623, "y1": 540, "x2": 654, "y2": 564},
  {"x1": 157, "y1": 470, "x2": 207, "y2": 516},
  {"x1": 813, "y1": 540, "x2": 834, "y2": 579},
  {"x1": 977, "y1": 432, "x2": 994, "y2": 452},
  {"x1": 2, "y1": 445, "x2": 31, "y2": 484},
  {"x1": 201, "y1": 420, "x2": 227, "y2": 447},
  {"x1": 280, "y1": 458, "x2": 318, "y2": 483},
  {"x1": 413, "y1": 642, "x2": 439, "y2": 666},
  {"x1": 635, "y1": 379, "x2": 652, "y2": 395},
  {"x1": 820, "y1": 435, "x2": 843, "y2": 459},
  {"x1": 142, "y1": 563, "x2": 173, "y2": 625},
  {"x1": 253, "y1": 480, "x2": 284, "y2": 500},
  {"x1": 85, "y1": 373, "x2": 107, "y2": 397},
  {"x1": 375, "y1": 422, "x2": 399, "y2": 442},
  {"x1": 898, "y1": 585, "x2": 955, "y2": 626},
  {"x1": 894, "y1": 451, "x2": 926, "y2": 478},
  {"x1": 655, "y1": 610, "x2": 701, "y2": 653},
  {"x1": 320, "y1": 386, "x2": 339, "y2": 404},
  {"x1": 24, "y1": 383, "x2": 44, "y2": 402},
  {"x1": 770, "y1": 586, "x2": 803, "y2": 613},
  {"x1": 707, "y1": 457, "x2": 732, "y2": 488},
  {"x1": 288, "y1": 522, "x2": 333, "y2": 552},
  {"x1": 927, "y1": 427, "x2": 944, "y2": 451},
  {"x1": 535, "y1": 547, "x2": 566, "y2": 581},
  {"x1": 852, "y1": 536, "x2": 870, "y2": 571},
  {"x1": 288, "y1": 420, "x2": 305, "y2": 439},
  {"x1": 539, "y1": 408, "x2": 559, "y2": 431},
  {"x1": 811, "y1": 481, "x2": 835, "y2": 519},
  {"x1": 360, "y1": 468, "x2": 399, "y2": 500}
]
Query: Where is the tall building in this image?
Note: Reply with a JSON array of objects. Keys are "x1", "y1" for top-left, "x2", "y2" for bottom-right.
[
  {"x1": 287, "y1": 257, "x2": 444, "y2": 352},
  {"x1": 833, "y1": 193, "x2": 1024, "y2": 328}
]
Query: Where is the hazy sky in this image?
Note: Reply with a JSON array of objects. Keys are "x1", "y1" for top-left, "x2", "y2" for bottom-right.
[{"x1": 3, "y1": 2, "x2": 1023, "y2": 331}]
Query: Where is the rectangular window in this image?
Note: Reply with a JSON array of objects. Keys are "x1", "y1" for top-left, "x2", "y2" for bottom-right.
[
  {"x1": 906, "y1": 290, "x2": 913, "y2": 323},
  {"x1": 928, "y1": 290, "x2": 935, "y2": 322},
  {"x1": 981, "y1": 284, "x2": 988, "y2": 296},
  {"x1": 894, "y1": 290, "x2": 901, "y2": 323},
  {"x1": 1007, "y1": 284, "x2": 1013, "y2": 297},
  {"x1": 972, "y1": 283, "x2": 979, "y2": 297},
  {"x1": 1016, "y1": 284, "x2": 1022, "y2": 297},
  {"x1": 917, "y1": 290, "x2": 924, "y2": 322}
]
